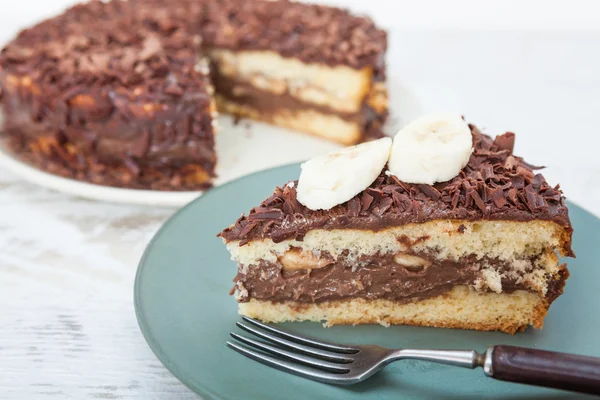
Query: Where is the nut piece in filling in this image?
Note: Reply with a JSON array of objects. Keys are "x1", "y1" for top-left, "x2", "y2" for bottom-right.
[
  {"x1": 219, "y1": 120, "x2": 574, "y2": 334},
  {"x1": 278, "y1": 249, "x2": 333, "y2": 272}
]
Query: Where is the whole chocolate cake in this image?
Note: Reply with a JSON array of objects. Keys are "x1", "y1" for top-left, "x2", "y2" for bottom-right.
[{"x1": 0, "y1": 0, "x2": 388, "y2": 190}]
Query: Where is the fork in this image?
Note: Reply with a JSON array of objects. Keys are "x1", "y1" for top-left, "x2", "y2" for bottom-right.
[{"x1": 227, "y1": 316, "x2": 600, "y2": 395}]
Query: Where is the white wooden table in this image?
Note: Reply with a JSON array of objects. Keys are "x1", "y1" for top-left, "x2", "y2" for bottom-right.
[{"x1": 2, "y1": 2, "x2": 600, "y2": 398}]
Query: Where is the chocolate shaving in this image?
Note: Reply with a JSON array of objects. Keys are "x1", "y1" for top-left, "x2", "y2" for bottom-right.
[
  {"x1": 451, "y1": 192, "x2": 460, "y2": 209},
  {"x1": 480, "y1": 164, "x2": 494, "y2": 181},
  {"x1": 493, "y1": 132, "x2": 515, "y2": 152},
  {"x1": 510, "y1": 175, "x2": 525, "y2": 190},
  {"x1": 417, "y1": 184, "x2": 441, "y2": 200},
  {"x1": 506, "y1": 188, "x2": 519, "y2": 205},
  {"x1": 470, "y1": 189, "x2": 487, "y2": 213},
  {"x1": 360, "y1": 191, "x2": 374, "y2": 211},
  {"x1": 531, "y1": 173, "x2": 545, "y2": 190},
  {"x1": 516, "y1": 165, "x2": 534, "y2": 179},
  {"x1": 490, "y1": 188, "x2": 507, "y2": 208},
  {"x1": 371, "y1": 197, "x2": 393, "y2": 217},
  {"x1": 348, "y1": 197, "x2": 361, "y2": 217},
  {"x1": 139, "y1": 36, "x2": 163, "y2": 60},
  {"x1": 238, "y1": 221, "x2": 259, "y2": 237},
  {"x1": 247, "y1": 207, "x2": 284, "y2": 221},
  {"x1": 365, "y1": 187, "x2": 383, "y2": 204}
]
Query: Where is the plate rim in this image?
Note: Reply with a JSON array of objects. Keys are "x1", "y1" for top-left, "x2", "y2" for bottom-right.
[{"x1": 134, "y1": 163, "x2": 300, "y2": 400}]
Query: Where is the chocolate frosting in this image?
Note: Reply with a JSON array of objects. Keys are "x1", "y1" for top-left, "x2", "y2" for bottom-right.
[
  {"x1": 3, "y1": 0, "x2": 388, "y2": 73},
  {"x1": 219, "y1": 125, "x2": 573, "y2": 246},
  {"x1": 197, "y1": 0, "x2": 387, "y2": 75},
  {"x1": 0, "y1": 1, "x2": 209, "y2": 105}
]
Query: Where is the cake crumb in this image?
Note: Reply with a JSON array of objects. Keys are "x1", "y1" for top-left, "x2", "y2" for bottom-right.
[
  {"x1": 475, "y1": 268, "x2": 503, "y2": 293},
  {"x1": 378, "y1": 319, "x2": 391, "y2": 328},
  {"x1": 233, "y1": 282, "x2": 249, "y2": 301}
]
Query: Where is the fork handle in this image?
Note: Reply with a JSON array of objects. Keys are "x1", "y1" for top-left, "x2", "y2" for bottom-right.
[{"x1": 487, "y1": 345, "x2": 600, "y2": 395}]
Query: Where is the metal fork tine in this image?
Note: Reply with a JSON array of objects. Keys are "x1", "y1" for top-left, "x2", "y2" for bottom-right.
[
  {"x1": 230, "y1": 332, "x2": 351, "y2": 373},
  {"x1": 226, "y1": 341, "x2": 350, "y2": 384},
  {"x1": 241, "y1": 316, "x2": 359, "y2": 353},
  {"x1": 236, "y1": 321, "x2": 354, "y2": 363}
]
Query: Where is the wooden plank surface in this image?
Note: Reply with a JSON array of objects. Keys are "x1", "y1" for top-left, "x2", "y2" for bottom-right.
[{"x1": 0, "y1": 170, "x2": 200, "y2": 399}]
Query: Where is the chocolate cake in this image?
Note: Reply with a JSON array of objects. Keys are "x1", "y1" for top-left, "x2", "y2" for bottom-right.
[
  {"x1": 0, "y1": 0, "x2": 388, "y2": 190},
  {"x1": 219, "y1": 122, "x2": 573, "y2": 334}
]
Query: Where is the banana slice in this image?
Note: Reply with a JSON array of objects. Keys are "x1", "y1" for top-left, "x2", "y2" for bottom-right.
[
  {"x1": 388, "y1": 113, "x2": 473, "y2": 185},
  {"x1": 297, "y1": 137, "x2": 392, "y2": 210}
]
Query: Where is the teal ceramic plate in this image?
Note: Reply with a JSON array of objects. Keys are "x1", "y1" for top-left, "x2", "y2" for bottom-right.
[{"x1": 135, "y1": 163, "x2": 599, "y2": 400}]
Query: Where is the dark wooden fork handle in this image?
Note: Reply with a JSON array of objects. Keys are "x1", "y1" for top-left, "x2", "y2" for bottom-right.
[{"x1": 489, "y1": 345, "x2": 600, "y2": 395}]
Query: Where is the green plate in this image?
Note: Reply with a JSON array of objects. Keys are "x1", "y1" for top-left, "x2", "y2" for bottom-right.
[{"x1": 135, "y1": 163, "x2": 599, "y2": 400}]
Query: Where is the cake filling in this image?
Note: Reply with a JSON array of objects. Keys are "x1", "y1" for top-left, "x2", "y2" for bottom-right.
[
  {"x1": 208, "y1": 49, "x2": 376, "y2": 113},
  {"x1": 213, "y1": 71, "x2": 369, "y2": 121},
  {"x1": 233, "y1": 251, "x2": 568, "y2": 304},
  {"x1": 213, "y1": 74, "x2": 386, "y2": 142}
]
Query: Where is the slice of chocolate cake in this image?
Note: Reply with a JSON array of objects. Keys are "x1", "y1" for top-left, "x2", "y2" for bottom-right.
[
  {"x1": 219, "y1": 115, "x2": 573, "y2": 334},
  {"x1": 0, "y1": 0, "x2": 217, "y2": 190}
]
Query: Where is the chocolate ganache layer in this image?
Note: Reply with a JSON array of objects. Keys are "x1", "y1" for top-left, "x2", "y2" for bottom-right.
[
  {"x1": 233, "y1": 252, "x2": 569, "y2": 304},
  {"x1": 219, "y1": 126, "x2": 573, "y2": 247}
]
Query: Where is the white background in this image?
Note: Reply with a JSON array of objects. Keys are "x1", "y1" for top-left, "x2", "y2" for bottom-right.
[{"x1": 1, "y1": 1, "x2": 600, "y2": 399}]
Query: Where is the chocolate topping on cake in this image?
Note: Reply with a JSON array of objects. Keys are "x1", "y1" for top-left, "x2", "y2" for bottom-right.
[
  {"x1": 219, "y1": 125, "x2": 573, "y2": 244},
  {"x1": 199, "y1": 0, "x2": 387, "y2": 72},
  {"x1": 0, "y1": 1, "x2": 207, "y2": 99}
]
